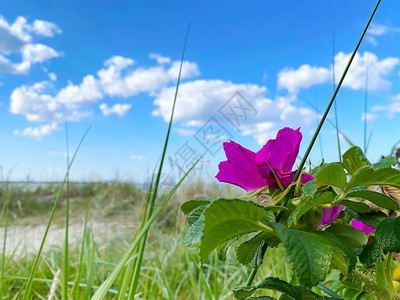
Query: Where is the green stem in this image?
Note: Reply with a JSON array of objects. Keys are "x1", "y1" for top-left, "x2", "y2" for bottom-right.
[
  {"x1": 245, "y1": 0, "x2": 381, "y2": 287},
  {"x1": 317, "y1": 283, "x2": 343, "y2": 299},
  {"x1": 266, "y1": 162, "x2": 284, "y2": 191},
  {"x1": 246, "y1": 267, "x2": 259, "y2": 286},
  {"x1": 386, "y1": 252, "x2": 398, "y2": 299},
  {"x1": 281, "y1": 0, "x2": 381, "y2": 211}
]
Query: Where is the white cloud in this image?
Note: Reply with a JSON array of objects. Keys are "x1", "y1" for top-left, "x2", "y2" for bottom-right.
[
  {"x1": 99, "y1": 103, "x2": 131, "y2": 116},
  {"x1": 0, "y1": 15, "x2": 61, "y2": 74},
  {"x1": 32, "y1": 20, "x2": 61, "y2": 37},
  {"x1": 0, "y1": 24, "x2": 25, "y2": 53},
  {"x1": 14, "y1": 122, "x2": 59, "y2": 138},
  {"x1": 7, "y1": 16, "x2": 32, "y2": 42},
  {"x1": 48, "y1": 151, "x2": 71, "y2": 157},
  {"x1": 98, "y1": 56, "x2": 199, "y2": 97},
  {"x1": 10, "y1": 55, "x2": 199, "y2": 130},
  {"x1": 152, "y1": 80, "x2": 265, "y2": 122},
  {"x1": 277, "y1": 51, "x2": 399, "y2": 93},
  {"x1": 176, "y1": 128, "x2": 196, "y2": 136},
  {"x1": 242, "y1": 122, "x2": 275, "y2": 144},
  {"x1": 49, "y1": 73, "x2": 57, "y2": 81},
  {"x1": 149, "y1": 53, "x2": 171, "y2": 64},
  {"x1": 368, "y1": 23, "x2": 400, "y2": 36},
  {"x1": 334, "y1": 51, "x2": 399, "y2": 91},
  {"x1": 56, "y1": 75, "x2": 102, "y2": 109},
  {"x1": 372, "y1": 94, "x2": 400, "y2": 118},
  {"x1": 361, "y1": 112, "x2": 377, "y2": 122},
  {"x1": 22, "y1": 43, "x2": 59, "y2": 64},
  {"x1": 278, "y1": 65, "x2": 330, "y2": 94},
  {"x1": 130, "y1": 154, "x2": 145, "y2": 160},
  {"x1": 153, "y1": 80, "x2": 315, "y2": 145},
  {"x1": 10, "y1": 80, "x2": 92, "y2": 123},
  {"x1": 104, "y1": 55, "x2": 134, "y2": 70},
  {"x1": 366, "y1": 36, "x2": 378, "y2": 46}
]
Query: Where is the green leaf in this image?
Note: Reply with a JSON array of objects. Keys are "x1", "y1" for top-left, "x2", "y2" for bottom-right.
[
  {"x1": 326, "y1": 225, "x2": 368, "y2": 248},
  {"x1": 181, "y1": 199, "x2": 211, "y2": 215},
  {"x1": 315, "y1": 163, "x2": 347, "y2": 190},
  {"x1": 217, "y1": 237, "x2": 237, "y2": 261},
  {"x1": 233, "y1": 277, "x2": 302, "y2": 300},
  {"x1": 342, "y1": 146, "x2": 372, "y2": 175},
  {"x1": 184, "y1": 215, "x2": 204, "y2": 246},
  {"x1": 236, "y1": 232, "x2": 279, "y2": 268},
  {"x1": 345, "y1": 167, "x2": 400, "y2": 191},
  {"x1": 288, "y1": 192, "x2": 335, "y2": 227},
  {"x1": 270, "y1": 223, "x2": 333, "y2": 287},
  {"x1": 187, "y1": 204, "x2": 208, "y2": 225},
  {"x1": 199, "y1": 199, "x2": 271, "y2": 262},
  {"x1": 373, "y1": 156, "x2": 397, "y2": 169},
  {"x1": 302, "y1": 180, "x2": 316, "y2": 197},
  {"x1": 375, "y1": 216, "x2": 400, "y2": 252},
  {"x1": 345, "y1": 208, "x2": 388, "y2": 229},
  {"x1": 340, "y1": 200, "x2": 370, "y2": 213},
  {"x1": 346, "y1": 188, "x2": 399, "y2": 211},
  {"x1": 315, "y1": 231, "x2": 356, "y2": 273},
  {"x1": 359, "y1": 239, "x2": 380, "y2": 265}
]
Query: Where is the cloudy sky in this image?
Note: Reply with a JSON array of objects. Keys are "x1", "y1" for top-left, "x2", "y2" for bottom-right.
[{"x1": 1, "y1": 0, "x2": 400, "y2": 182}]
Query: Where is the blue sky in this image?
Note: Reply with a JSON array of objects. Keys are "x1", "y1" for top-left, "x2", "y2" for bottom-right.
[{"x1": 1, "y1": 0, "x2": 400, "y2": 182}]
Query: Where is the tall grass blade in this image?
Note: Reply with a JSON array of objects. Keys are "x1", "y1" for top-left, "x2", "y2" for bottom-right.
[
  {"x1": 62, "y1": 124, "x2": 70, "y2": 300},
  {"x1": 91, "y1": 158, "x2": 200, "y2": 299},
  {"x1": 332, "y1": 33, "x2": 342, "y2": 162},
  {"x1": 118, "y1": 177, "x2": 155, "y2": 299},
  {"x1": 13, "y1": 126, "x2": 91, "y2": 300},
  {"x1": 126, "y1": 23, "x2": 191, "y2": 297},
  {"x1": 302, "y1": 98, "x2": 354, "y2": 147},
  {"x1": 364, "y1": 51, "x2": 369, "y2": 153},
  {"x1": 0, "y1": 183, "x2": 10, "y2": 299},
  {"x1": 293, "y1": 0, "x2": 380, "y2": 183},
  {"x1": 71, "y1": 212, "x2": 89, "y2": 299},
  {"x1": 246, "y1": 0, "x2": 382, "y2": 286},
  {"x1": 82, "y1": 225, "x2": 95, "y2": 300}
]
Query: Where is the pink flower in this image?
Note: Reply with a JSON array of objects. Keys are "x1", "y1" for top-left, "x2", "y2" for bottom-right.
[
  {"x1": 216, "y1": 127, "x2": 314, "y2": 192},
  {"x1": 215, "y1": 141, "x2": 267, "y2": 192},
  {"x1": 318, "y1": 205, "x2": 344, "y2": 226},
  {"x1": 350, "y1": 219, "x2": 375, "y2": 235}
]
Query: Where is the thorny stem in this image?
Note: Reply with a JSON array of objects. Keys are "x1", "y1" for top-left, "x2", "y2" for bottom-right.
[{"x1": 245, "y1": 0, "x2": 382, "y2": 287}]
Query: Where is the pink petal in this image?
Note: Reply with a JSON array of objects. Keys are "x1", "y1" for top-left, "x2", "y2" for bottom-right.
[
  {"x1": 216, "y1": 141, "x2": 267, "y2": 192},
  {"x1": 256, "y1": 127, "x2": 302, "y2": 173},
  {"x1": 318, "y1": 204, "x2": 344, "y2": 226},
  {"x1": 350, "y1": 219, "x2": 375, "y2": 235},
  {"x1": 300, "y1": 173, "x2": 315, "y2": 184}
]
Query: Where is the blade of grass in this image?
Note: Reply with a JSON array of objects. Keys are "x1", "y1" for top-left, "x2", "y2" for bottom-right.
[
  {"x1": 91, "y1": 157, "x2": 200, "y2": 299},
  {"x1": 301, "y1": 98, "x2": 354, "y2": 147},
  {"x1": 118, "y1": 176, "x2": 155, "y2": 299},
  {"x1": 82, "y1": 224, "x2": 95, "y2": 300},
  {"x1": 126, "y1": 23, "x2": 191, "y2": 297},
  {"x1": 13, "y1": 125, "x2": 91, "y2": 300},
  {"x1": 62, "y1": 124, "x2": 70, "y2": 300},
  {"x1": 246, "y1": 0, "x2": 382, "y2": 286},
  {"x1": 71, "y1": 213, "x2": 89, "y2": 299},
  {"x1": 123, "y1": 177, "x2": 155, "y2": 298},
  {"x1": 332, "y1": 33, "x2": 342, "y2": 162},
  {"x1": 364, "y1": 51, "x2": 369, "y2": 153},
  {"x1": 0, "y1": 183, "x2": 10, "y2": 299}
]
